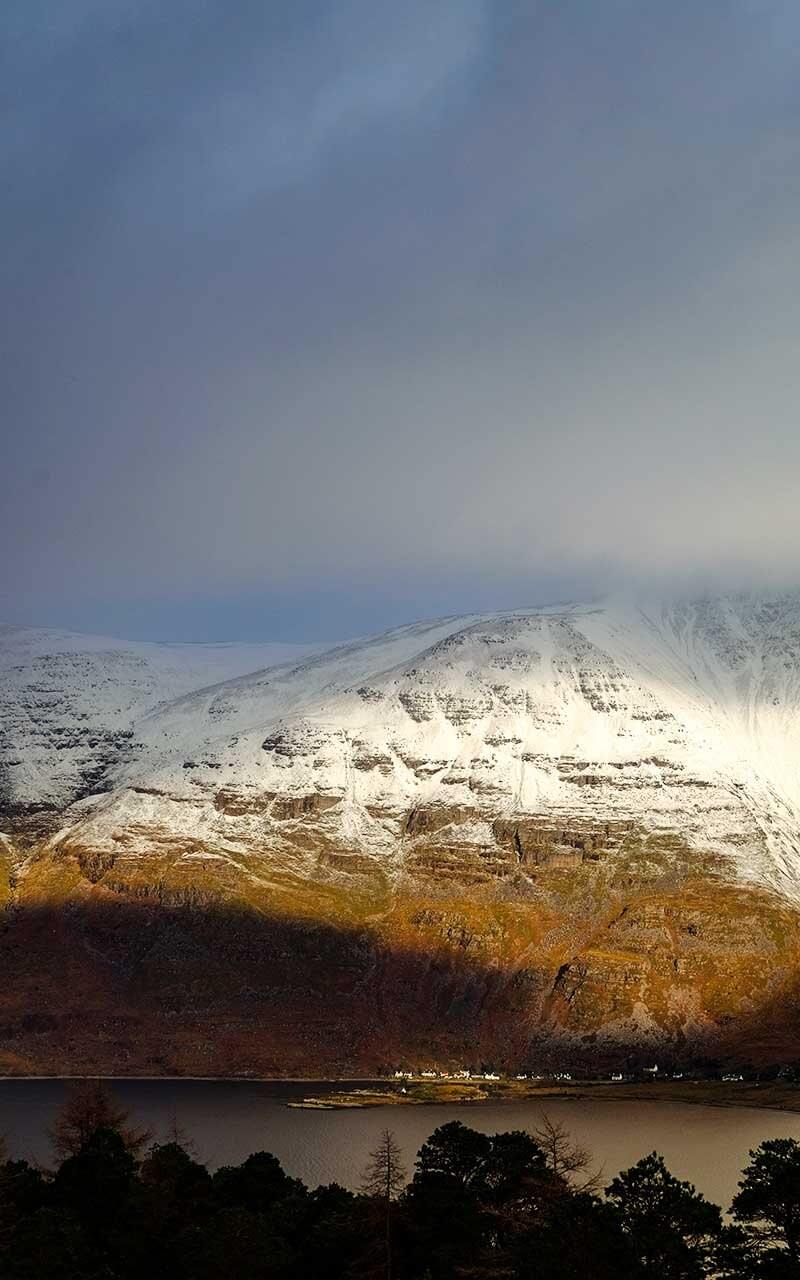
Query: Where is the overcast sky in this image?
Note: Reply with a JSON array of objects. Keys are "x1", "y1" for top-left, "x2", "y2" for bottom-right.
[{"x1": 3, "y1": 1, "x2": 800, "y2": 641}]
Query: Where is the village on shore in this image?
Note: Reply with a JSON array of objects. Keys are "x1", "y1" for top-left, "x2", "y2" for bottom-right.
[
  {"x1": 389, "y1": 1065, "x2": 746, "y2": 1085},
  {"x1": 283, "y1": 1064, "x2": 800, "y2": 1110}
]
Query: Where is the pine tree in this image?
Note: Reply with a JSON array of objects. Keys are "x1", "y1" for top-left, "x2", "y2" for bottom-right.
[
  {"x1": 50, "y1": 1080, "x2": 151, "y2": 1159},
  {"x1": 731, "y1": 1137, "x2": 800, "y2": 1267},
  {"x1": 163, "y1": 1112, "x2": 197, "y2": 1155},
  {"x1": 361, "y1": 1129, "x2": 406, "y2": 1280}
]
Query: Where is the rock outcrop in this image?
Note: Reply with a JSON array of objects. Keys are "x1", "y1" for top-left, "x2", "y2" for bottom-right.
[{"x1": 3, "y1": 594, "x2": 800, "y2": 1074}]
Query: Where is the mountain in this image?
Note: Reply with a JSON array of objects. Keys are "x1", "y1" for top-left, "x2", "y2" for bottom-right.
[
  {"x1": 2, "y1": 596, "x2": 800, "y2": 1077},
  {"x1": 0, "y1": 626, "x2": 324, "y2": 834}
]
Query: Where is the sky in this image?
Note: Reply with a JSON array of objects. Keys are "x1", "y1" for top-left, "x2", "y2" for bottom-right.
[{"x1": 2, "y1": 0, "x2": 800, "y2": 642}]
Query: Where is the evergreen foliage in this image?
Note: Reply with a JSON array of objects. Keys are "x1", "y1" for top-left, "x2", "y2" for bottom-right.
[{"x1": 1, "y1": 1088, "x2": 798, "y2": 1278}]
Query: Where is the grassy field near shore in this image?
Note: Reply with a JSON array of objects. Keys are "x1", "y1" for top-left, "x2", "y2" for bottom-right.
[{"x1": 287, "y1": 1078, "x2": 800, "y2": 1111}]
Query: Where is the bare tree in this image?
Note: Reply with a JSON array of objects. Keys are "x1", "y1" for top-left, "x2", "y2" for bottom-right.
[
  {"x1": 50, "y1": 1080, "x2": 151, "y2": 1160},
  {"x1": 361, "y1": 1129, "x2": 407, "y2": 1280},
  {"x1": 533, "y1": 1114, "x2": 603, "y2": 1194},
  {"x1": 163, "y1": 1112, "x2": 196, "y2": 1154},
  {"x1": 362, "y1": 1128, "x2": 407, "y2": 1200}
]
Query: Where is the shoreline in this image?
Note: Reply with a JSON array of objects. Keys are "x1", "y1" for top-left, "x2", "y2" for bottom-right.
[
  {"x1": 284, "y1": 1081, "x2": 800, "y2": 1113},
  {"x1": 0, "y1": 1075, "x2": 386, "y2": 1083},
  {"x1": 4, "y1": 1076, "x2": 800, "y2": 1115}
]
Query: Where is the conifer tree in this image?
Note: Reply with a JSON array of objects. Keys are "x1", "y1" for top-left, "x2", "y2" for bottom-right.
[
  {"x1": 50, "y1": 1080, "x2": 151, "y2": 1159},
  {"x1": 361, "y1": 1129, "x2": 406, "y2": 1280}
]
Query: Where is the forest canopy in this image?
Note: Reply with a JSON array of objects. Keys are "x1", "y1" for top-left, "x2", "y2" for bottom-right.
[{"x1": 0, "y1": 1082, "x2": 798, "y2": 1279}]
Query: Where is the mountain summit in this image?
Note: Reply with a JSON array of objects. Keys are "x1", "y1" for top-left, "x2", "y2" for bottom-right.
[{"x1": 2, "y1": 594, "x2": 800, "y2": 1076}]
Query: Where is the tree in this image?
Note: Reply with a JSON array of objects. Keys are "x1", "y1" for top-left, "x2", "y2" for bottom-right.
[
  {"x1": 1, "y1": 1207, "x2": 100, "y2": 1280},
  {"x1": 534, "y1": 1114, "x2": 602, "y2": 1193},
  {"x1": 361, "y1": 1130, "x2": 406, "y2": 1280},
  {"x1": 48, "y1": 1126, "x2": 142, "y2": 1273},
  {"x1": 405, "y1": 1122, "x2": 560, "y2": 1277},
  {"x1": 711, "y1": 1222, "x2": 764, "y2": 1280},
  {"x1": 177, "y1": 1207, "x2": 291, "y2": 1280},
  {"x1": 731, "y1": 1137, "x2": 800, "y2": 1270},
  {"x1": 475, "y1": 1129, "x2": 567, "y2": 1270},
  {"x1": 212, "y1": 1149, "x2": 305, "y2": 1213},
  {"x1": 0, "y1": 1158, "x2": 46, "y2": 1253},
  {"x1": 606, "y1": 1152, "x2": 722, "y2": 1278},
  {"x1": 511, "y1": 1191, "x2": 645, "y2": 1280},
  {"x1": 482, "y1": 1130, "x2": 550, "y2": 1202},
  {"x1": 51, "y1": 1127, "x2": 137, "y2": 1227},
  {"x1": 50, "y1": 1080, "x2": 150, "y2": 1159},
  {"x1": 361, "y1": 1129, "x2": 407, "y2": 1202},
  {"x1": 414, "y1": 1120, "x2": 491, "y2": 1187},
  {"x1": 139, "y1": 1140, "x2": 212, "y2": 1240},
  {"x1": 163, "y1": 1112, "x2": 197, "y2": 1155},
  {"x1": 297, "y1": 1184, "x2": 362, "y2": 1280}
]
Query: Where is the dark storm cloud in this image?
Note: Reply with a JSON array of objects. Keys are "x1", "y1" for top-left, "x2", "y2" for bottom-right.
[{"x1": 2, "y1": 1, "x2": 800, "y2": 639}]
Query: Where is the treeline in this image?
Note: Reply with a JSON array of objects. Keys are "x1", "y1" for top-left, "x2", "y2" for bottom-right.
[{"x1": 1, "y1": 1082, "x2": 800, "y2": 1278}]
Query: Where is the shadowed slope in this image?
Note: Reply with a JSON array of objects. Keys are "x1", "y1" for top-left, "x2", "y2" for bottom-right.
[{"x1": 2, "y1": 830, "x2": 800, "y2": 1076}]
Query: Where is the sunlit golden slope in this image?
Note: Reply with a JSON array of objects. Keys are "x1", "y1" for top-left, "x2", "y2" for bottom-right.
[{"x1": 2, "y1": 819, "x2": 800, "y2": 1077}]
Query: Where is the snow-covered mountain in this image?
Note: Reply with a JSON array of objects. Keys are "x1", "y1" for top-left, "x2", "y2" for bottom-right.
[
  {"x1": 9, "y1": 592, "x2": 800, "y2": 899},
  {"x1": 0, "y1": 625, "x2": 323, "y2": 831},
  {"x1": 3, "y1": 595, "x2": 800, "y2": 1076}
]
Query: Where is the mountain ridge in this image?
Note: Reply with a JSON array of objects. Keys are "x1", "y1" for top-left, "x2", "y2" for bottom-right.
[
  {"x1": 25, "y1": 591, "x2": 799, "y2": 897},
  {"x1": 0, "y1": 626, "x2": 325, "y2": 835},
  {"x1": 2, "y1": 593, "x2": 800, "y2": 1076}
]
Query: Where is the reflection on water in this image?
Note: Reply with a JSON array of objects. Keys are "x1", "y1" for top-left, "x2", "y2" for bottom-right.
[{"x1": 2, "y1": 1079, "x2": 800, "y2": 1209}]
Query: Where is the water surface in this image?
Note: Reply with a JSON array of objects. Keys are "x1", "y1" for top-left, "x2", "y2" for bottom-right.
[{"x1": 2, "y1": 1079, "x2": 799, "y2": 1210}]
